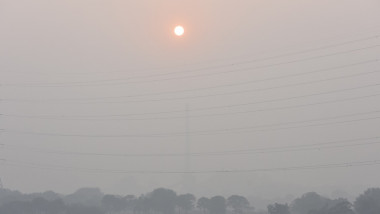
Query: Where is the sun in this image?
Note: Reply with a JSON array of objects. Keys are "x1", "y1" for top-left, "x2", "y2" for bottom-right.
[{"x1": 174, "y1": 26, "x2": 185, "y2": 36}]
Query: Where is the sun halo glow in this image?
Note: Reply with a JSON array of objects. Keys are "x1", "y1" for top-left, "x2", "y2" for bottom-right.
[{"x1": 174, "y1": 26, "x2": 185, "y2": 36}]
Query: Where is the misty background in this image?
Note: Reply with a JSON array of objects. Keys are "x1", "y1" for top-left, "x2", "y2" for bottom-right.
[{"x1": 0, "y1": 0, "x2": 380, "y2": 208}]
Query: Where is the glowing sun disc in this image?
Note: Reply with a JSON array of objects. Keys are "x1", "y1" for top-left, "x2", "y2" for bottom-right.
[{"x1": 174, "y1": 26, "x2": 185, "y2": 36}]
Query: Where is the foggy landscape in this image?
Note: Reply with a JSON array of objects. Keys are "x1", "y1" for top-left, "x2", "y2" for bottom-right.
[{"x1": 0, "y1": 0, "x2": 380, "y2": 213}]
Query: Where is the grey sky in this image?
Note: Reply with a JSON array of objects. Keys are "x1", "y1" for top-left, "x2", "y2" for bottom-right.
[{"x1": 0, "y1": 0, "x2": 380, "y2": 204}]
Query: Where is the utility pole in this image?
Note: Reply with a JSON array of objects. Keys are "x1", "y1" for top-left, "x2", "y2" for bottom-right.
[
  {"x1": 182, "y1": 104, "x2": 192, "y2": 192},
  {"x1": 185, "y1": 104, "x2": 190, "y2": 173},
  {"x1": 0, "y1": 81, "x2": 3, "y2": 190}
]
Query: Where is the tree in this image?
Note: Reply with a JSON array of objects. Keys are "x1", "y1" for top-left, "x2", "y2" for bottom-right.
[
  {"x1": 197, "y1": 197, "x2": 210, "y2": 214},
  {"x1": 149, "y1": 188, "x2": 177, "y2": 214},
  {"x1": 64, "y1": 188, "x2": 104, "y2": 207},
  {"x1": 32, "y1": 197, "x2": 66, "y2": 214},
  {"x1": 354, "y1": 188, "x2": 380, "y2": 214},
  {"x1": 327, "y1": 200, "x2": 355, "y2": 214},
  {"x1": 133, "y1": 195, "x2": 151, "y2": 214},
  {"x1": 102, "y1": 194, "x2": 127, "y2": 213},
  {"x1": 0, "y1": 201, "x2": 32, "y2": 214},
  {"x1": 227, "y1": 195, "x2": 251, "y2": 214},
  {"x1": 45, "y1": 199, "x2": 66, "y2": 214},
  {"x1": 291, "y1": 192, "x2": 330, "y2": 214},
  {"x1": 208, "y1": 196, "x2": 226, "y2": 214},
  {"x1": 0, "y1": 197, "x2": 103, "y2": 214},
  {"x1": 268, "y1": 203, "x2": 291, "y2": 214},
  {"x1": 177, "y1": 193, "x2": 196, "y2": 214},
  {"x1": 124, "y1": 195, "x2": 137, "y2": 212},
  {"x1": 66, "y1": 204, "x2": 105, "y2": 214}
]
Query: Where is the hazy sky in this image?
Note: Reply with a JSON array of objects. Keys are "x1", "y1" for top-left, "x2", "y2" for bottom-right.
[{"x1": 1, "y1": 0, "x2": 380, "y2": 203}]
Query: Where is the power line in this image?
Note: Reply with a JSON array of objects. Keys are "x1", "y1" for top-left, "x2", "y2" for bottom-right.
[
  {"x1": 3, "y1": 92, "x2": 379, "y2": 121},
  {"x1": 3, "y1": 110, "x2": 380, "y2": 138},
  {"x1": 86, "y1": 70, "x2": 380, "y2": 103},
  {"x1": 166, "y1": 110, "x2": 380, "y2": 137},
  {"x1": 3, "y1": 42, "x2": 379, "y2": 87},
  {"x1": 7, "y1": 32, "x2": 378, "y2": 76},
  {"x1": 1, "y1": 83, "x2": 379, "y2": 121},
  {"x1": 3, "y1": 159, "x2": 380, "y2": 174},
  {"x1": 96, "y1": 44, "x2": 380, "y2": 86},
  {"x1": 3, "y1": 68, "x2": 380, "y2": 103},
  {"x1": 11, "y1": 60, "x2": 378, "y2": 99},
  {"x1": 3, "y1": 137, "x2": 379, "y2": 158}
]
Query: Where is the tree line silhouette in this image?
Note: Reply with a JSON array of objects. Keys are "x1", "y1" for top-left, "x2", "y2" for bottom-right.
[{"x1": 0, "y1": 187, "x2": 379, "y2": 214}]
